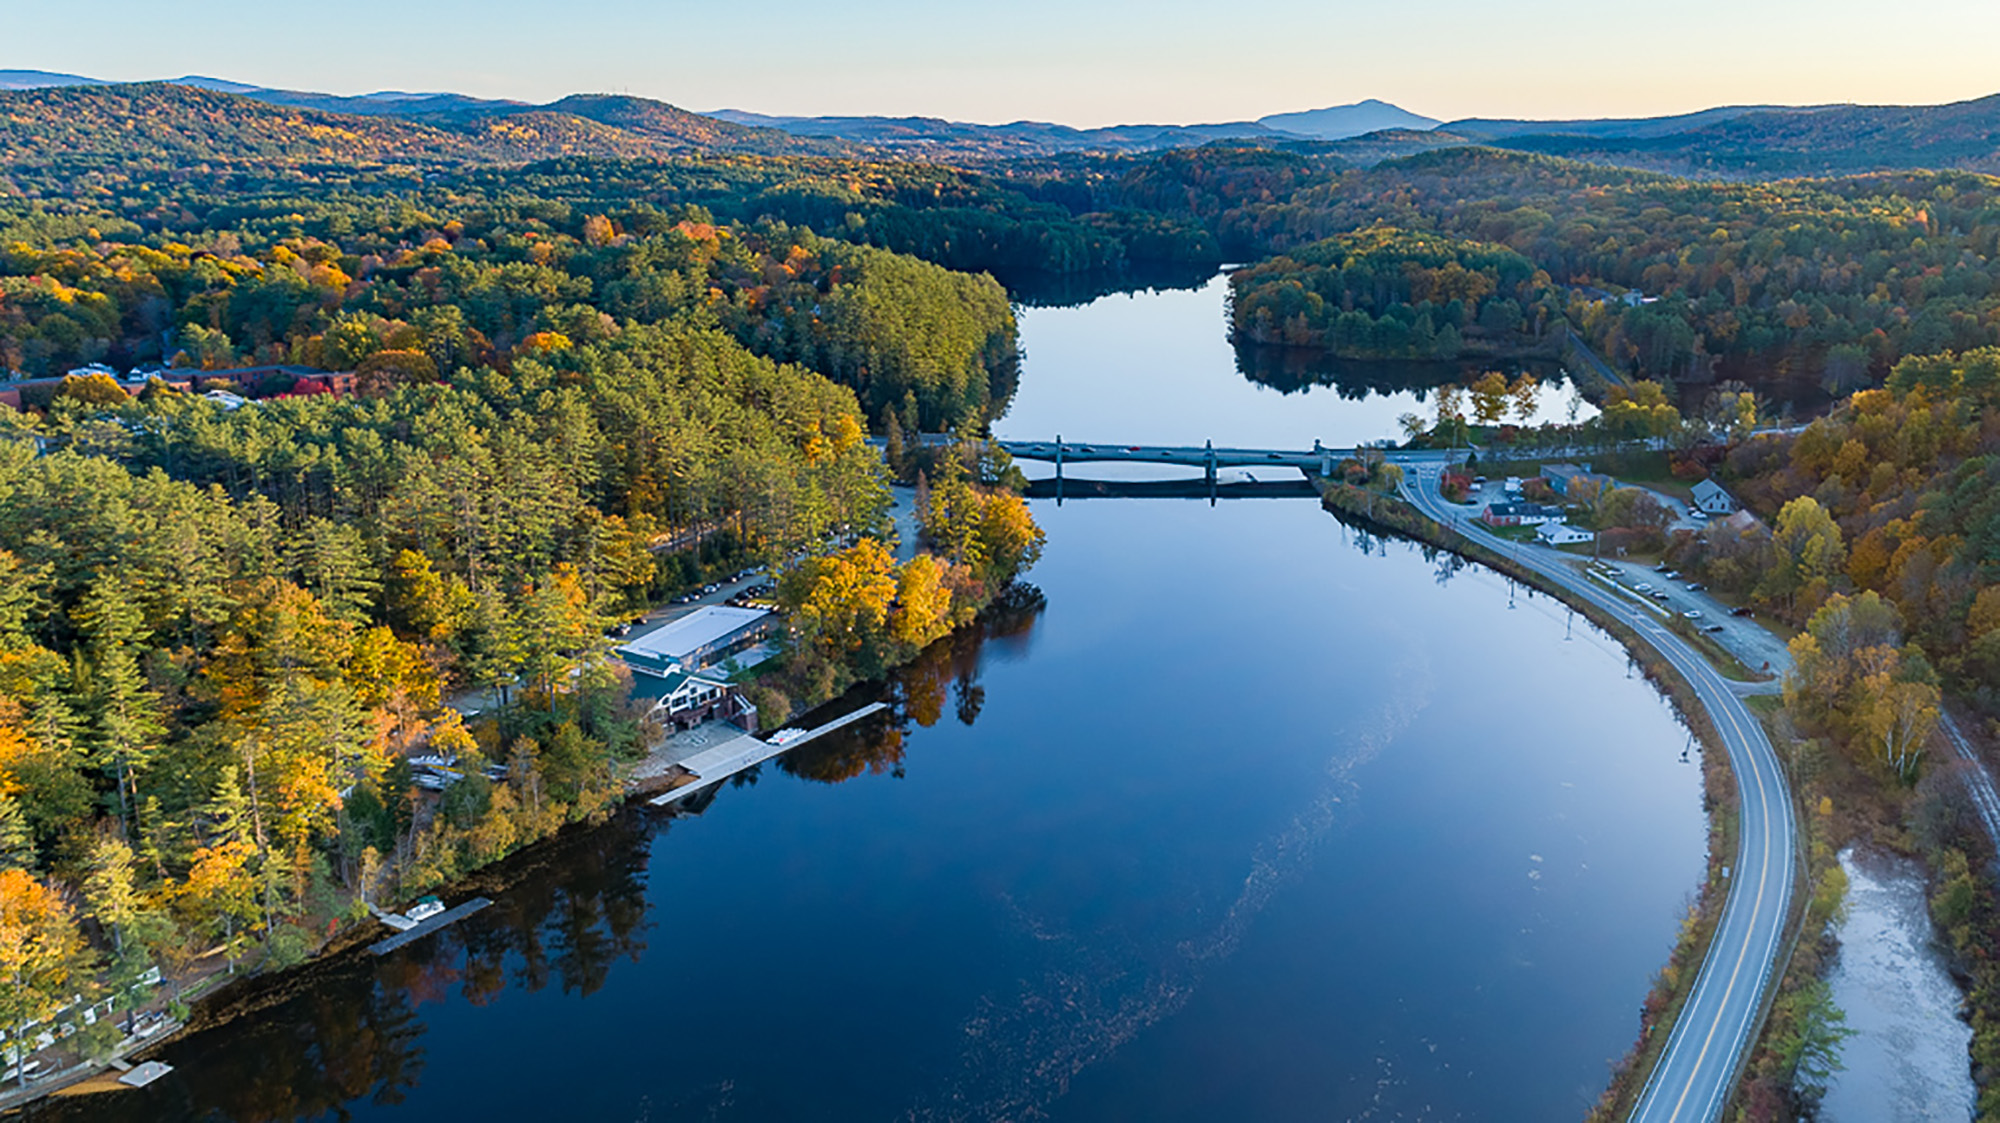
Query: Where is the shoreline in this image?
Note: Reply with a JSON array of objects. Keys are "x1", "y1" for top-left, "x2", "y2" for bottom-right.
[
  {"x1": 4, "y1": 588, "x2": 1029, "y2": 1114},
  {"x1": 1316, "y1": 478, "x2": 1786, "y2": 1121},
  {"x1": 12, "y1": 479, "x2": 1794, "y2": 1118}
]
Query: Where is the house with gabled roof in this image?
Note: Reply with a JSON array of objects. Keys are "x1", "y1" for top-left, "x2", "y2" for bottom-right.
[
  {"x1": 641, "y1": 666, "x2": 757, "y2": 733},
  {"x1": 1692, "y1": 478, "x2": 1738, "y2": 515}
]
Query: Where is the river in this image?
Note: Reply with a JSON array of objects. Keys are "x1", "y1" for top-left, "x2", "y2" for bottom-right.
[
  {"x1": 998, "y1": 273, "x2": 1591, "y2": 450},
  {"x1": 1819, "y1": 847, "x2": 1975, "y2": 1121},
  {"x1": 36, "y1": 277, "x2": 1704, "y2": 1123}
]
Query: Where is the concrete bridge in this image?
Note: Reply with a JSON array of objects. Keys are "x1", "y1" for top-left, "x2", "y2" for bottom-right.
[
  {"x1": 995, "y1": 438, "x2": 1359, "y2": 481},
  {"x1": 880, "y1": 433, "x2": 1452, "y2": 504},
  {"x1": 1020, "y1": 475, "x2": 1320, "y2": 502}
]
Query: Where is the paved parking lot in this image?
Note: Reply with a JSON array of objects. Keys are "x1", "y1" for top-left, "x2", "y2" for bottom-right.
[{"x1": 1449, "y1": 483, "x2": 1791, "y2": 677}]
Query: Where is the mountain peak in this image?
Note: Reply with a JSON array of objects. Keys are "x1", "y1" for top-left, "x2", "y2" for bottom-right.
[{"x1": 1258, "y1": 100, "x2": 1440, "y2": 141}]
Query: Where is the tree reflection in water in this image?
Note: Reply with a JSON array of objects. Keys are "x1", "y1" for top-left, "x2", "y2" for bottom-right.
[
  {"x1": 777, "y1": 583, "x2": 1044, "y2": 785},
  {"x1": 30, "y1": 592, "x2": 1043, "y2": 1123},
  {"x1": 1234, "y1": 340, "x2": 1560, "y2": 401},
  {"x1": 26, "y1": 814, "x2": 655, "y2": 1123}
]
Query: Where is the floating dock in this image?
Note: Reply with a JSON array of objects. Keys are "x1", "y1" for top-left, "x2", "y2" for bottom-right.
[
  {"x1": 650, "y1": 701, "x2": 890, "y2": 807},
  {"x1": 117, "y1": 1061, "x2": 173, "y2": 1088},
  {"x1": 368, "y1": 897, "x2": 493, "y2": 956}
]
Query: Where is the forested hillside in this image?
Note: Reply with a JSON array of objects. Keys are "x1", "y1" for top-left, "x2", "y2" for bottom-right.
[
  {"x1": 0, "y1": 102, "x2": 1057, "y2": 1043},
  {"x1": 0, "y1": 312, "x2": 894, "y2": 1012},
  {"x1": 0, "y1": 187, "x2": 1019, "y2": 430},
  {"x1": 1688, "y1": 349, "x2": 2000, "y2": 701},
  {"x1": 0, "y1": 82, "x2": 831, "y2": 184},
  {"x1": 1493, "y1": 94, "x2": 2000, "y2": 178},
  {"x1": 1115, "y1": 146, "x2": 2000, "y2": 399}
]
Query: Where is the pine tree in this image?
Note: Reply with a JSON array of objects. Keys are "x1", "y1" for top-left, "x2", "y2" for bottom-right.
[
  {"x1": 285, "y1": 517, "x2": 381, "y2": 624},
  {"x1": 0, "y1": 793, "x2": 34, "y2": 872},
  {"x1": 72, "y1": 581, "x2": 164, "y2": 833}
]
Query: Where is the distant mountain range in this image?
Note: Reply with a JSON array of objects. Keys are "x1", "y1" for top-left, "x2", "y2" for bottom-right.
[
  {"x1": 4, "y1": 68, "x2": 2000, "y2": 177},
  {"x1": 708, "y1": 97, "x2": 1442, "y2": 155},
  {"x1": 0, "y1": 70, "x2": 1450, "y2": 157},
  {"x1": 0, "y1": 84, "x2": 837, "y2": 184}
]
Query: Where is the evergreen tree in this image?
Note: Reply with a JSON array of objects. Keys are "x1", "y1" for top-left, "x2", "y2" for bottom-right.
[
  {"x1": 72, "y1": 581, "x2": 164, "y2": 833},
  {"x1": 0, "y1": 793, "x2": 33, "y2": 872}
]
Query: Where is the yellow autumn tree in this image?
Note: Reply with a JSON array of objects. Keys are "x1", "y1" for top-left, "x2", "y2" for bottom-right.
[
  {"x1": 890, "y1": 553, "x2": 954, "y2": 649},
  {"x1": 977, "y1": 491, "x2": 1045, "y2": 585},
  {"x1": 796, "y1": 538, "x2": 898, "y2": 654}
]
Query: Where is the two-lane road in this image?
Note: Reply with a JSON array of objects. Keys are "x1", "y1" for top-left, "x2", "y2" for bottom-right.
[{"x1": 1396, "y1": 464, "x2": 1798, "y2": 1123}]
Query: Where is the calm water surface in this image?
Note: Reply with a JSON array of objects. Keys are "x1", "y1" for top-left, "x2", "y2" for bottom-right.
[
  {"x1": 41, "y1": 285, "x2": 1705, "y2": 1123},
  {"x1": 997, "y1": 274, "x2": 1594, "y2": 450}
]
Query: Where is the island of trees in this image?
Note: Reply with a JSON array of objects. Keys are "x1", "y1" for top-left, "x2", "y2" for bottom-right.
[{"x1": 1230, "y1": 226, "x2": 1561, "y2": 358}]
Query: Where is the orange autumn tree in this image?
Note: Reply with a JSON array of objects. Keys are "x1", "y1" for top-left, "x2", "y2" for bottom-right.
[{"x1": 0, "y1": 868, "x2": 95, "y2": 1081}]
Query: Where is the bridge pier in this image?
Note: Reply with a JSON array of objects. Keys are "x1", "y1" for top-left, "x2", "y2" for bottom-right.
[
  {"x1": 1206, "y1": 439, "x2": 1216, "y2": 506},
  {"x1": 1055, "y1": 435, "x2": 1063, "y2": 506}
]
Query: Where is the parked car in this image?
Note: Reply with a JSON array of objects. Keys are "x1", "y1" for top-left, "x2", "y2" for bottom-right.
[
  {"x1": 1662, "y1": 570, "x2": 1680, "y2": 579},
  {"x1": 1684, "y1": 610, "x2": 1703, "y2": 619},
  {"x1": 1652, "y1": 591, "x2": 1670, "y2": 601},
  {"x1": 1635, "y1": 582, "x2": 1653, "y2": 592},
  {"x1": 1685, "y1": 582, "x2": 1705, "y2": 591},
  {"x1": 1730, "y1": 606, "x2": 1755, "y2": 617},
  {"x1": 1705, "y1": 624, "x2": 1726, "y2": 633}
]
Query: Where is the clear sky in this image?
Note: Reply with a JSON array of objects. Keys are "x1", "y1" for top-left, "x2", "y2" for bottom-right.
[{"x1": 9, "y1": 0, "x2": 2000, "y2": 126}]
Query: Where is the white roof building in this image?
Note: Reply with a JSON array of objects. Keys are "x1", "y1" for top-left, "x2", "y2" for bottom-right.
[
  {"x1": 617, "y1": 605, "x2": 773, "y2": 674},
  {"x1": 1537, "y1": 522, "x2": 1596, "y2": 546}
]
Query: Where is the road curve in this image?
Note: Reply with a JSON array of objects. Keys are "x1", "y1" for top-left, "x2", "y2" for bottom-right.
[{"x1": 1392, "y1": 462, "x2": 1798, "y2": 1123}]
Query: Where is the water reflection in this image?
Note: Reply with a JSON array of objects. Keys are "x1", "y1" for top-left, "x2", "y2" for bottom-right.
[
  {"x1": 998, "y1": 262, "x2": 1218, "y2": 309},
  {"x1": 27, "y1": 815, "x2": 656, "y2": 1123},
  {"x1": 1234, "y1": 339, "x2": 1562, "y2": 403},
  {"x1": 39, "y1": 284, "x2": 1708, "y2": 1123},
  {"x1": 997, "y1": 274, "x2": 1593, "y2": 449},
  {"x1": 776, "y1": 584, "x2": 1046, "y2": 785}
]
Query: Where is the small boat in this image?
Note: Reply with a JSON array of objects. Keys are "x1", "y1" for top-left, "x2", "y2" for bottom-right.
[
  {"x1": 405, "y1": 896, "x2": 446, "y2": 924},
  {"x1": 766, "y1": 728, "x2": 807, "y2": 747}
]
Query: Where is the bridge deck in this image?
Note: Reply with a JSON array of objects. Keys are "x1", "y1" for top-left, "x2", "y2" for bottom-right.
[{"x1": 996, "y1": 440, "x2": 1359, "y2": 469}]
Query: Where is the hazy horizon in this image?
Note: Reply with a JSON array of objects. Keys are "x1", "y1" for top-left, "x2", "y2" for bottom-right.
[{"x1": 9, "y1": 0, "x2": 2000, "y2": 129}]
